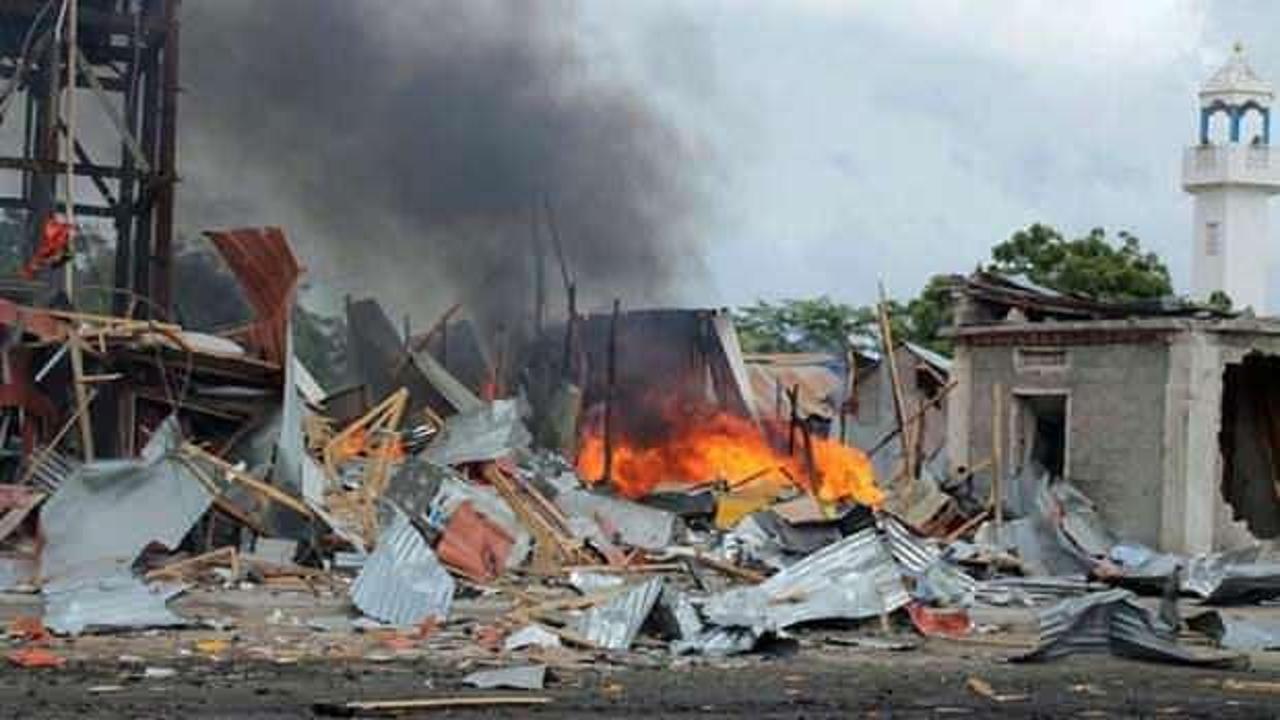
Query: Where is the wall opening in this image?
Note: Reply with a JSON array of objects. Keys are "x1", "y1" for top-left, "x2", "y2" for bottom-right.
[
  {"x1": 1012, "y1": 391, "x2": 1069, "y2": 479},
  {"x1": 1219, "y1": 354, "x2": 1280, "y2": 539}
]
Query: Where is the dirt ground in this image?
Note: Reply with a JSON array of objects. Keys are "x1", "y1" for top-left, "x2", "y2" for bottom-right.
[
  {"x1": 2, "y1": 645, "x2": 1280, "y2": 719},
  {"x1": 3, "y1": 589, "x2": 1280, "y2": 718}
]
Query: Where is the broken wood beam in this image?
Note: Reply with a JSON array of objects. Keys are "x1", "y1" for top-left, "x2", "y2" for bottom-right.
[
  {"x1": 601, "y1": 298, "x2": 620, "y2": 485},
  {"x1": 68, "y1": 333, "x2": 95, "y2": 461},
  {"x1": 313, "y1": 696, "x2": 552, "y2": 715}
]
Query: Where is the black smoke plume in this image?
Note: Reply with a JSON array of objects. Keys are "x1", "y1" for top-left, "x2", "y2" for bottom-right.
[{"x1": 177, "y1": 0, "x2": 708, "y2": 332}]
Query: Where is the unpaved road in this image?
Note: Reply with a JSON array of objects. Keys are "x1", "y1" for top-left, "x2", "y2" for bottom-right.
[{"x1": 3, "y1": 650, "x2": 1279, "y2": 718}]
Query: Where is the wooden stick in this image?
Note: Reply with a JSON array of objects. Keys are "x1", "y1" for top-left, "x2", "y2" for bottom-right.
[
  {"x1": 182, "y1": 442, "x2": 315, "y2": 519},
  {"x1": 868, "y1": 380, "x2": 957, "y2": 457},
  {"x1": 943, "y1": 508, "x2": 991, "y2": 544},
  {"x1": 687, "y1": 550, "x2": 766, "y2": 583},
  {"x1": 315, "y1": 696, "x2": 552, "y2": 714},
  {"x1": 991, "y1": 383, "x2": 1005, "y2": 535},
  {"x1": 20, "y1": 388, "x2": 99, "y2": 485},
  {"x1": 601, "y1": 298, "x2": 620, "y2": 485},
  {"x1": 877, "y1": 283, "x2": 909, "y2": 451},
  {"x1": 67, "y1": 333, "x2": 95, "y2": 461},
  {"x1": 145, "y1": 546, "x2": 236, "y2": 580}
]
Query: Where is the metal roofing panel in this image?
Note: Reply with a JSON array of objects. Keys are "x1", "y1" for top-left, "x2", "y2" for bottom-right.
[
  {"x1": 39, "y1": 418, "x2": 213, "y2": 583},
  {"x1": 1014, "y1": 589, "x2": 1239, "y2": 667},
  {"x1": 350, "y1": 512, "x2": 454, "y2": 626},
  {"x1": 205, "y1": 227, "x2": 301, "y2": 365},
  {"x1": 1187, "y1": 611, "x2": 1280, "y2": 651},
  {"x1": 704, "y1": 526, "x2": 909, "y2": 632},
  {"x1": 424, "y1": 399, "x2": 531, "y2": 466},
  {"x1": 572, "y1": 577, "x2": 663, "y2": 650},
  {"x1": 0, "y1": 554, "x2": 35, "y2": 591},
  {"x1": 42, "y1": 570, "x2": 187, "y2": 636}
]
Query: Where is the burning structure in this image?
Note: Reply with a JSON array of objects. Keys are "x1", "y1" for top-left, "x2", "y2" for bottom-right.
[{"x1": 0, "y1": 4, "x2": 1275, "y2": 705}]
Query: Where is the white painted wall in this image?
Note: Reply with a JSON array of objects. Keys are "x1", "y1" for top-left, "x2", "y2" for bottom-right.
[{"x1": 1185, "y1": 145, "x2": 1280, "y2": 313}]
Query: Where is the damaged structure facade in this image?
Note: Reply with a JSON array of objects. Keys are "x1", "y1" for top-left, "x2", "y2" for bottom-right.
[{"x1": 947, "y1": 271, "x2": 1280, "y2": 554}]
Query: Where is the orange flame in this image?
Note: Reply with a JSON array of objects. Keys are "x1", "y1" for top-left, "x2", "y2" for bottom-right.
[{"x1": 576, "y1": 406, "x2": 881, "y2": 507}]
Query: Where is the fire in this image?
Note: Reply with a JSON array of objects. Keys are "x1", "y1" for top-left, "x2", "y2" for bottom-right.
[{"x1": 576, "y1": 406, "x2": 881, "y2": 507}]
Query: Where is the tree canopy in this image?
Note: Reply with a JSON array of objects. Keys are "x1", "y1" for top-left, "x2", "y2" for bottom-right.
[
  {"x1": 988, "y1": 223, "x2": 1172, "y2": 301},
  {"x1": 736, "y1": 223, "x2": 1175, "y2": 357}
]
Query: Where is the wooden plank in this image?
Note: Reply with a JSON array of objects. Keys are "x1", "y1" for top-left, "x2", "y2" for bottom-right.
[
  {"x1": 145, "y1": 547, "x2": 237, "y2": 581},
  {"x1": 181, "y1": 443, "x2": 315, "y2": 520},
  {"x1": 991, "y1": 383, "x2": 1005, "y2": 534},
  {"x1": 68, "y1": 333, "x2": 95, "y2": 461},
  {"x1": 314, "y1": 696, "x2": 551, "y2": 714}
]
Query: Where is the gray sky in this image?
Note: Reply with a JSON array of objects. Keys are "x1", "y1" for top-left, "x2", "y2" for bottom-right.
[{"x1": 572, "y1": 0, "x2": 1276, "y2": 306}]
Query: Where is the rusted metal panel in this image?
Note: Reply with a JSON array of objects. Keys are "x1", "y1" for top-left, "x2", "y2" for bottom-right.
[{"x1": 205, "y1": 227, "x2": 301, "y2": 364}]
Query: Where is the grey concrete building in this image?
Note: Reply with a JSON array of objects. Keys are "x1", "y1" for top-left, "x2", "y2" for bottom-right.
[{"x1": 946, "y1": 273, "x2": 1280, "y2": 554}]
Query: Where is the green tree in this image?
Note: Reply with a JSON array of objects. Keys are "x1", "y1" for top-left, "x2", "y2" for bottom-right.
[
  {"x1": 737, "y1": 223, "x2": 1176, "y2": 358},
  {"x1": 988, "y1": 223, "x2": 1172, "y2": 301},
  {"x1": 735, "y1": 295, "x2": 939, "y2": 356}
]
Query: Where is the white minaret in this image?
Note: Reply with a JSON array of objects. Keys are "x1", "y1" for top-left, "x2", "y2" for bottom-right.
[{"x1": 1183, "y1": 43, "x2": 1280, "y2": 313}]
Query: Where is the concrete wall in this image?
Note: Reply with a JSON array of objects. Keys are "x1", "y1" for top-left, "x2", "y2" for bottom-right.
[{"x1": 963, "y1": 341, "x2": 1170, "y2": 547}]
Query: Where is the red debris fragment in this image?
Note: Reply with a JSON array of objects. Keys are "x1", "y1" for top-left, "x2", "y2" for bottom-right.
[
  {"x1": 7, "y1": 647, "x2": 65, "y2": 669},
  {"x1": 7, "y1": 615, "x2": 49, "y2": 643},
  {"x1": 21, "y1": 217, "x2": 73, "y2": 279},
  {"x1": 906, "y1": 601, "x2": 973, "y2": 639}
]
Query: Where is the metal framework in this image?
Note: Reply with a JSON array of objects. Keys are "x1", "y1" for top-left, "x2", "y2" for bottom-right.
[{"x1": 0, "y1": 0, "x2": 180, "y2": 315}]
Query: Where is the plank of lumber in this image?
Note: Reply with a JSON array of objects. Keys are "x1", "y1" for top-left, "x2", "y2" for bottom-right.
[
  {"x1": 67, "y1": 333, "x2": 95, "y2": 461},
  {"x1": 313, "y1": 696, "x2": 551, "y2": 715},
  {"x1": 145, "y1": 547, "x2": 237, "y2": 580},
  {"x1": 181, "y1": 443, "x2": 315, "y2": 519}
]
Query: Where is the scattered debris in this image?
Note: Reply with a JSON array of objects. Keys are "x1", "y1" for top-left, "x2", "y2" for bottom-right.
[
  {"x1": 6, "y1": 647, "x2": 66, "y2": 669},
  {"x1": 1013, "y1": 590, "x2": 1244, "y2": 667},
  {"x1": 966, "y1": 676, "x2": 1028, "y2": 703},
  {"x1": 1187, "y1": 611, "x2": 1280, "y2": 651},
  {"x1": 463, "y1": 664, "x2": 548, "y2": 691},
  {"x1": 504, "y1": 625, "x2": 563, "y2": 651},
  {"x1": 313, "y1": 696, "x2": 552, "y2": 717},
  {"x1": 350, "y1": 512, "x2": 455, "y2": 627}
]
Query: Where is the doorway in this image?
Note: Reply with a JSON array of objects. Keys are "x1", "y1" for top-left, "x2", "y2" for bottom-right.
[{"x1": 1012, "y1": 391, "x2": 1069, "y2": 479}]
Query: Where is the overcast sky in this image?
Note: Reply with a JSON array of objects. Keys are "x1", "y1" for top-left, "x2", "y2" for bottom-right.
[{"x1": 568, "y1": 0, "x2": 1277, "y2": 306}]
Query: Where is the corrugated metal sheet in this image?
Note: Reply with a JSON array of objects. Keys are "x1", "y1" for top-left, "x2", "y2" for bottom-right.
[
  {"x1": 1014, "y1": 589, "x2": 1239, "y2": 667},
  {"x1": 973, "y1": 577, "x2": 1107, "y2": 607},
  {"x1": 40, "y1": 418, "x2": 213, "y2": 583},
  {"x1": 704, "y1": 527, "x2": 909, "y2": 632},
  {"x1": 745, "y1": 357, "x2": 842, "y2": 421},
  {"x1": 26, "y1": 449, "x2": 80, "y2": 493},
  {"x1": 206, "y1": 227, "x2": 300, "y2": 365},
  {"x1": 350, "y1": 512, "x2": 454, "y2": 626},
  {"x1": 43, "y1": 571, "x2": 187, "y2": 636},
  {"x1": 347, "y1": 298, "x2": 480, "y2": 418},
  {"x1": 572, "y1": 577, "x2": 663, "y2": 651},
  {"x1": 1183, "y1": 548, "x2": 1280, "y2": 605},
  {"x1": 880, "y1": 514, "x2": 976, "y2": 603},
  {"x1": 554, "y1": 489, "x2": 675, "y2": 551},
  {"x1": 463, "y1": 665, "x2": 546, "y2": 690},
  {"x1": 424, "y1": 399, "x2": 531, "y2": 466},
  {"x1": 0, "y1": 554, "x2": 35, "y2": 591},
  {"x1": 902, "y1": 341, "x2": 952, "y2": 374},
  {"x1": 672, "y1": 626, "x2": 761, "y2": 656},
  {"x1": 1187, "y1": 611, "x2": 1280, "y2": 651}
]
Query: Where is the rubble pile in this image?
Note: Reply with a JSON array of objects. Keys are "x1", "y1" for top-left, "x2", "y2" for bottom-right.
[{"x1": 1, "y1": 229, "x2": 1278, "y2": 683}]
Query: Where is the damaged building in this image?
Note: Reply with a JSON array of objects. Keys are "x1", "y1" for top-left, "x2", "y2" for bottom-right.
[{"x1": 946, "y1": 271, "x2": 1280, "y2": 554}]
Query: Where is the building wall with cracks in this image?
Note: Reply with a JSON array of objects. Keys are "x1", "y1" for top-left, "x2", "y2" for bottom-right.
[{"x1": 948, "y1": 318, "x2": 1280, "y2": 554}]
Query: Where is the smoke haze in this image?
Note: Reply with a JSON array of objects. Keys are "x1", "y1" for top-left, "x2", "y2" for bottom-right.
[{"x1": 177, "y1": 0, "x2": 709, "y2": 329}]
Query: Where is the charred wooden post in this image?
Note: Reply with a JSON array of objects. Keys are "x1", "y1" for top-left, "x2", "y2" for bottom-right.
[
  {"x1": 561, "y1": 283, "x2": 577, "y2": 381},
  {"x1": 786, "y1": 384, "x2": 800, "y2": 455},
  {"x1": 601, "y1": 298, "x2": 620, "y2": 485}
]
